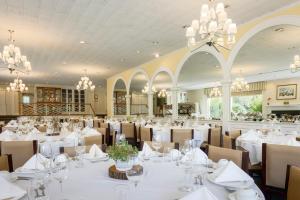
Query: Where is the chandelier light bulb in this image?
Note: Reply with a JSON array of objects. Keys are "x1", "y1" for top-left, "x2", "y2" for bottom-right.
[
  {"x1": 7, "y1": 73, "x2": 28, "y2": 92},
  {"x1": 76, "y1": 69, "x2": 95, "y2": 91},
  {"x1": 290, "y1": 54, "x2": 300, "y2": 73}
]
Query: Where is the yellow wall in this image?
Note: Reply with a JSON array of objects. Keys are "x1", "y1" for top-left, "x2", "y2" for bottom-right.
[{"x1": 107, "y1": 3, "x2": 300, "y2": 116}]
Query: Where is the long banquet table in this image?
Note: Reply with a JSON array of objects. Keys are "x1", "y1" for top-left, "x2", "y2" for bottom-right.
[{"x1": 15, "y1": 159, "x2": 264, "y2": 200}]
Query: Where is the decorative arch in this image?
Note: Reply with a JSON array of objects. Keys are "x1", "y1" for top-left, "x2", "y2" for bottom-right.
[
  {"x1": 149, "y1": 67, "x2": 176, "y2": 89},
  {"x1": 174, "y1": 45, "x2": 227, "y2": 85},
  {"x1": 127, "y1": 68, "x2": 150, "y2": 94},
  {"x1": 227, "y1": 15, "x2": 300, "y2": 73},
  {"x1": 110, "y1": 76, "x2": 127, "y2": 115}
]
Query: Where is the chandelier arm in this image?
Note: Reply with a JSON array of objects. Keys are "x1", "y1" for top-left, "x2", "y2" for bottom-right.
[{"x1": 214, "y1": 42, "x2": 231, "y2": 51}]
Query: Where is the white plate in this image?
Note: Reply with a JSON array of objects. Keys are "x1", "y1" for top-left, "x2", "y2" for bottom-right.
[
  {"x1": 83, "y1": 154, "x2": 109, "y2": 162},
  {"x1": 206, "y1": 174, "x2": 254, "y2": 190},
  {"x1": 228, "y1": 191, "x2": 262, "y2": 200}
]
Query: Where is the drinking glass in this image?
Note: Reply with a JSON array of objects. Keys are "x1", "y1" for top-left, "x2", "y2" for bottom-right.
[
  {"x1": 126, "y1": 167, "x2": 144, "y2": 189},
  {"x1": 152, "y1": 134, "x2": 162, "y2": 155},
  {"x1": 52, "y1": 158, "x2": 69, "y2": 193},
  {"x1": 75, "y1": 145, "x2": 85, "y2": 168}
]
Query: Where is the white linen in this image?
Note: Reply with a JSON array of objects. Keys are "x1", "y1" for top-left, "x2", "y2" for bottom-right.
[
  {"x1": 0, "y1": 176, "x2": 26, "y2": 200},
  {"x1": 88, "y1": 144, "x2": 107, "y2": 158},
  {"x1": 0, "y1": 129, "x2": 16, "y2": 141},
  {"x1": 140, "y1": 142, "x2": 156, "y2": 158},
  {"x1": 170, "y1": 149, "x2": 181, "y2": 159},
  {"x1": 64, "y1": 132, "x2": 79, "y2": 146},
  {"x1": 182, "y1": 148, "x2": 207, "y2": 164},
  {"x1": 180, "y1": 187, "x2": 218, "y2": 200},
  {"x1": 211, "y1": 161, "x2": 252, "y2": 183},
  {"x1": 22, "y1": 154, "x2": 49, "y2": 171},
  {"x1": 82, "y1": 127, "x2": 101, "y2": 136}
]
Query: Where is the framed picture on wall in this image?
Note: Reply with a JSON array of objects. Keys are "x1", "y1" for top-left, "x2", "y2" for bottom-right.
[{"x1": 276, "y1": 84, "x2": 297, "y2": 100}]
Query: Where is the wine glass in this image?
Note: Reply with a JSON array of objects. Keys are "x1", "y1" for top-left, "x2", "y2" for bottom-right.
[
  {"x1": 52, "y1": 157, "x2": 69, "y2": 194},
  {"x1": 75, "y1": 145, "x2": 85, "y2": 168},
  {"x1": 126, "y1": 166, "x2": 144, "y2": 189},
  {"x1": 152, "y1": 134, "x2": 162, "y2": 156}
]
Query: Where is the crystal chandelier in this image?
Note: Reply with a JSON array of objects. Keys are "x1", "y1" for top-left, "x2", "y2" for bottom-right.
[
  {"x1": 185, "y1": 0, "x2": 237, "y2": 48},
  {"x1": 209, "y1": 87, "x2": 222, "y2": 97},
  {"x1": 158, "y1": 89, "x2": 167, "y2": 98},
  {"x1": 0, "y1": 30, "x2": 32, "y2": 74},
  {"x1": 76, "y1": 69, "x2": 95, "y2": 91},
  {"x1": 142, "y1": 83, "x2": 157, "y2": 94},
  {"x1": 290, "y1": 55, "x2": 300, "y2": 73},
  {"x1": 231, "y1": 71, "x2": 249, "y2": 92},
  {"x1": 6, "y1": 73, "x2": 28, "y2": 92}
]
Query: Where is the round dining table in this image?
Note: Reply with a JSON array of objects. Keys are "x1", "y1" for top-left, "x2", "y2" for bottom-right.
[{"x1": 15, "y1": 158, "x2": 264, "y2": 200}]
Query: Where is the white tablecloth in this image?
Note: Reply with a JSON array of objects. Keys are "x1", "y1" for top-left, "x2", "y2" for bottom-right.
[
  {"x1": 16, "y1": 160, "x2": 264, "y2": 200},
  {"x1": 236, "y1": 131, "x2": 300, "y2": 165}
]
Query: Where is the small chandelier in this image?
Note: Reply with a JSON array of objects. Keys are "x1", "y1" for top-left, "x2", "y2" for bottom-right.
[
  {"x1": 7, "y1": 73, "x2": 28, "y2": 92},
  {"x1": 76, "y1": 69, "x2": 95, "y2": 91},
  {"x1": 185, "y1": 0, "x2": 237, "y2": 48},
  {"x1": 231, "y1": 71, "x2": 249, "y2": 92},
  {"x1": 290, "y1": 55, "x2": 300, "y2": 73},
  {"x1": 0, "y1": 30, "x2": 32, "y2": 74},
  {"x1": 210, "y1": 87, "x2": 222, "y2": 97},
  {"x1": 142, "y1": 83, "x2": 156, "y2": 94},
  {"x1": 158, "y1": 89, "x2": 167, "y2": 98}
]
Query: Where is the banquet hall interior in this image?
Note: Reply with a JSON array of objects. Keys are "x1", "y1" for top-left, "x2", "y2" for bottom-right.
[{"x1": 1, "y1": 0, "x2": 300, "y2": 200}]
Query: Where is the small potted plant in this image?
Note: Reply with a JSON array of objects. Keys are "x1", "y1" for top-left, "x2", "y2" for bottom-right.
[{"x1": 107, "y1": 141, "x2": 138, "y2": 171}]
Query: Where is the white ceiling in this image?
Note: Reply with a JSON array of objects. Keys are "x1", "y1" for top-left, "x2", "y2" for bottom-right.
[{"x1": 0, "y1": 0, "x2": 297, "y2": 86}]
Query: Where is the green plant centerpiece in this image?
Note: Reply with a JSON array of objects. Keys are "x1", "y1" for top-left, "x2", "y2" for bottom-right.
[{"x1": 107, "y1": 141, "x2": 138, "y2": 172}]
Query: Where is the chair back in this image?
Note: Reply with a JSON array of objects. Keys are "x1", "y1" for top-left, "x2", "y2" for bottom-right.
[
  {"x1": 208, "y1": 127, "x2": 222, "y2": 147},
  {"x1": 286, "y1": 165, "x2": 300, "y2": 200},
  {"x1": 208, "y1": 145, "x2": 249, "y2": 172},
  {"x1": 121, "y1": 123, "x2": 136, "y2": 139},
  {"x1": 262, "y1": 143, "x2": 300, "y2": 189},
  {"x1": 0, "y1": 140, "x2": 37, "y2": 170},
  {"x1": 222, "y1": 135, "x2": 236, "y2": 149},
  {"x1": 60, "y1": 145, "x2": 105, "y2": 157},
  {"x1": 225, "y1": 130, "x2": 241, "y2": 139},
  {"x1": 140, "y1": 127, "x2": 153, "y2": 142},
  {"x1": 97, "y1": 127, "x2": 109, "y2": 144},
  {"x1": 84, "y1": 135, "x2": 104, "y2": 146},
  {"x1": 142, "y1": 141, "x2": 178, "y2": 153},
  {"x1": 0, "y1": 154, "x2": 13, "y2": 172},
  {"x1": 170, "y1": 129, "x2": 194, "y2": 146}
]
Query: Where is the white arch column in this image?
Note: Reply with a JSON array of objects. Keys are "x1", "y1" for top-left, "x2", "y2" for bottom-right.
[
  {"x1": 148, "y1": 92, "x2": 154, "y2": 117},
  {"x1": 171, "y1": 87, "x2": 179, "y2": 119},
  {"x1": 125, "y1": 94, "x2": 131, "y2": 116},
  {"x1": 221, "y1": 67, "x2": 232, "y2": 132}
]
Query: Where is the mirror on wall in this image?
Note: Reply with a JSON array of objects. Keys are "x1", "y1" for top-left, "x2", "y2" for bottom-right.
[
  {"x1": 152, "y1": 71, "x2": 172, "y2": 117},
  {"x1": 231, "y1": 24, "x2": 300, "y2": 122},
  {"x1": 177, "y1": 52, "x2": 223, "y2": 120},
  {"x1": 129, "y1": 72, "x2": 148, "y2": 116},
  {"x1": 113, "y1": 79, "x2": 127, "y2": 115}
]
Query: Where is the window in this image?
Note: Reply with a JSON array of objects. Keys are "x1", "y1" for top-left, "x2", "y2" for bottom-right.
[
  {"x1": 22, "y1": 96, "x2": 30, "y2": 104},
  {"x1": 231, "y1": 95, "x2": 262, "y2": 115},
  {"x1": 208, "y1": 97, "x2": 222, "y2": 119}
]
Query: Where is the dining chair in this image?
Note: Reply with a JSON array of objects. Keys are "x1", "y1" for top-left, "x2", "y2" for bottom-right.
[
  {"x1": 222, "y1": 135, "x2": 236, "y2": 149},
  {"x1": 139, "y1": 127, "x2": 153, "y2": 142},
  {"x1": 208, "y1": 127, "x2": 222, "y2": 147},
  {"x1": 135, "y1": 124, "x2": 141, "y2": 143},
  {"x1": 97, "y1": 127, "x2": 109, "y2": 145},
  {"x1": 84, "y1": 134, "x2": 104, "y2": 146},
  {"x1": 120, "y1": 123, "x2": 137, "y2": 146},
  {"x1": 141, "y1": 141, "x2": 179, "y2": 153},
  {"x1": 262, "y1": 143, "x2": 300, "y2": 198},
  {"x1": 0, "y1": 140, "x2": 38, "y2": 171},
  {"x1": 0, "y1": 154, "x2": 13, "y2": 172},
  {"x1": 170, "y1": 129, "x2": 194, "y2": 146},
  {"x1": 60, "y1": 145, "x2": 106, "y2": 157},
  {"x1": 285, "y1": 165, "x2": 300, "y2": 200},
  {"x1": 207, "y1": 145, "x2": 249, "y2": 172},
  {"x1": 100, "y1": 122, "x2": 111, "y2": 145},
  {"x1": 225, "y1": 130, "x2": 241, "y2": 139}
]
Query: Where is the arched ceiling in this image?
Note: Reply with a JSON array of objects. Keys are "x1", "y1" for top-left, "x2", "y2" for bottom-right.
[
  {"x1": 153, "y1": 71, "x2": 172, "y2": 90},
  {"x1": 0, "y1": 0, "x2": 297, "y2": 86},
  {"x1": 129, "y1": 72, "x2": 148, "y2": 92},
  {"x1": 114, "y1": 79, "x2": 126, "y2": 90},
  {"x1": 178, "y1": 52, "x2": 222, "y2": 90},
  {"x1": 232, "y1": 24, "x2": 300, "y2": 80}
]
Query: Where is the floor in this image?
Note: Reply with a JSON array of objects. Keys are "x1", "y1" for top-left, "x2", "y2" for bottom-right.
[{"x1": 253, "y1": 174, "x2": 284, "y2": 200}]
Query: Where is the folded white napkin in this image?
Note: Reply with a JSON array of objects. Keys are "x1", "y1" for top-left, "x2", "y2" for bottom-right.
[
  {"x1": 240, "y1": 130, "x2": 260, "y2": 141},
  {"x1": 0, "y1": 130, "x2": 15, "y2": 140},
  {"x1": 180, "y1": 186, "x2": 218, "y2": 200},
  {"x1": 88, "y1": 144, "x2": 107, "y2": 158},
  {"x1": 82, "y1": 127, "x2": 100, "y2": 136},
  {"x1": 140, "y1": 142, "x2": 156, "y2": 157},
  {"x1": 22, "y1": 154, "x2": 50, "y2": 171},
  {"x1": 25, "y1": 132, "x2": 38, "y2": 141},
  {"x1": 182, "y1": 148, "x2": 207, "y2": 164},
  {"x1": 285, "y1": 138, "x2": 300, "y2": 146},
  {"x1": 64, "y1": 132, "x2": 79, "y2": 146},
  {"x1": 0, "y1": 176, "x2": 26, "y2": 199},
  {"x1": 211, "y1": 161, "x2": 252, "y2": 183}
]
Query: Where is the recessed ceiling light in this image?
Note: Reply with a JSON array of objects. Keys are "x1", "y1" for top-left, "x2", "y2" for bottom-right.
[
  {"x1": 182, "y1": 25, "x2": 190, "y2": 29},
  {"x1": 79, "y1": 41, "x2": 86, "y2": 44},
  {"x1": 121, "y1": 58, "x2": 125, "y2": 62},
  {"x1": 154, "y1": 53, "x2": 160, "y2": 58},
  {"x1": 62, "y1": 61, "x2": 67, "y2": 65},
  {"x1": 152, "y1": 41, "x2": 159, "y2": 46},
  {"x1": 215, "y1": 65, "x2": 220, "y2": 68},
  {"x1": 274, "y1": 28, "x2": 284, "y2": 32},
  {"x1": 136, "y1": 50, "x2": 141, "y2": 54}
]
